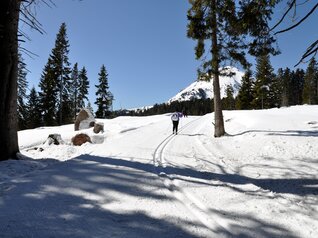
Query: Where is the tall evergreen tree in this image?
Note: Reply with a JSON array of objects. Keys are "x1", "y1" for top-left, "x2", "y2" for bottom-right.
[
  {"x1": 236, "y1": 68, "x2": 254, "y2": 110},
  {"x1": 17, "y1": 52, "x2": 29, "y2": 130},
  {"x1": 26, "y1": 87, "x2": 42, "y2": 129},
  {"x1": 78, "y1": 67, "x2": 90, "y2": 109},
  {"x1": 187, "y1": 0, "x2": 278, "y2": 137},
  {"x1": 38, "y1": 23, "x2": 72, "y2": 125},
  {"x1": 38, "y1": 58, "x2": 58, "y2": 126},
  {"x1": 95, "y1": 65, "x2": 113, "y2": 118},
  {"x1": 51, "y1": 23, "x2": 72, "y2": 125},
  {"x1": 303, "y1": 58, "x2": 318, "y2": 104},
  {"x1": 252, "y1": 54, "x2": 275, "y2": 109},
  {"x1": 71, "y1": 63, "x2": 79, "y2": 119}
]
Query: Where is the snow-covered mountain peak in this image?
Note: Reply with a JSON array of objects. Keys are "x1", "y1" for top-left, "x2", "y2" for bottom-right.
[{"x1": 168, "y1": 66, "x2": 244, "y2": 103}]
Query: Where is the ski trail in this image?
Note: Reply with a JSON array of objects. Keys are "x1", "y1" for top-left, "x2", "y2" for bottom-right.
[{"x1": 152, "y1": 117, "x2": 230, "y2": 234}]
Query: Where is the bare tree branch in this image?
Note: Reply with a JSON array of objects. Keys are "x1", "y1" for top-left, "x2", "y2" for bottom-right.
[
  {"x1": 295, "y1": 39, "x2": 318, "y2": 66},
  {"x1": 274, "y1": 3, "x2": 318, "y2": 35},
  {"x1": 270, "y1": 0, "x2": 296, "y2": 31}
]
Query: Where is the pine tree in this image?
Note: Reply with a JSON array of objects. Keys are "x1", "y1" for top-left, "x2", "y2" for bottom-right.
[
  {"x1": 38, "y1": 23, "x2": 72, "y2": 125},
  {"x1": 71, "y1": 63, "x2": 79, "y2": 119},
  {"x1": 95, "y1": 65, "x2": 114, "y2": 118},
  {"x1": 222, "y1": 85, "x2": 235, "y2": 110},
  {"x1": 51, "y1": 22, "x2": 72, "y2": 125},
  {"x1": 38, "y1": 58, "x2": 58, "y2": 126},
  {"x1": 291, "y1": 68, "x2": 305, "y2": 105},
  {"x1": 17, "y1": 52, "x2": 29, "y2": 130},
  {"x1": 303, "y1": 58, "x2": 318, "y2": 104},
  {"x1": 280, "y1": 68, "x2": 292, "y2": 107},
  {"x1": 187, "y1": 0, "x2": 278, "y2": 137},
  {"x1": 236, "y1": 68, "x2": 254, "y2": 110},
  {"x1": 252, "y1": 54, "x2": 275, "y2": 109},
  {"x1": 78, "y1": 67, "x2": 90, "y2": 109},
  {"x1": 26, "y1": 87, "x2": 42, "y2": 129}
]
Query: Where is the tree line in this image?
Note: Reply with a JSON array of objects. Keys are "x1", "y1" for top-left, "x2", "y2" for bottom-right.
[{"x1": 17, "y1": 23, "x2": 114, "y2": 130}]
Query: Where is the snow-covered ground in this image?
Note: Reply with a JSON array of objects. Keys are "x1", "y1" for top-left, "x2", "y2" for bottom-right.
[{"x1": 0, "y1": 105, "x2": 317, "y2": 237}]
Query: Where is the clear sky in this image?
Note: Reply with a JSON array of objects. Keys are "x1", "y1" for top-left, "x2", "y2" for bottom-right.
[{"x1": 20, "y1": 0, "x2": 318, "y2": 110}]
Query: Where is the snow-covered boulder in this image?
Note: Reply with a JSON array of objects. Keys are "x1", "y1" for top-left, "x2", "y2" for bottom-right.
[
  {"x1": 93, "y1": 122, "x2": 104, "y2": 134},
  {"x1": 74, "y1": 108, "x2": 95, "y2": 131},
  {"x1": 44, "y1": 134, "x2": 64, "y2": 146}
]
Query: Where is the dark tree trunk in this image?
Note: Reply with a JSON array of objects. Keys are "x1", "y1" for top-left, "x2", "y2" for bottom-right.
[
  {"x1": 0, "y1": 0, "x2": 21, "y2": 160},
  {"x1": 211, "y1": 0, "x2": 225, "y2": 137}
]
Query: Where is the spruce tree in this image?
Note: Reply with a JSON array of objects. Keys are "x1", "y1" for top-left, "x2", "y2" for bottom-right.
[
  {"x1": 280, "y1": 68, "x2": 292, "y2": 107},
  {"x1": 26, "y1": 87, "x2": 42, "y2": 129},
  {"x1": 17, "y1": 52, "x2": 29, "y2": 130},
  {"x1": 38, "y1": 59, "x2": 58, "y2": 126},
  {"x1": 303, "y1": 58, "x2": 318, "y2": 104},
  {"x1": 38, "y1": 23, "x2": 72, "y2": 125},
  {"x1": 252, "y1": 54, "x2": 275, "y2": 109},
  {"x1": 51, "y1": 22, "x2": 72, "y2": 125},
  {"x1": 95, "y1": 65, "x2": 114, "y2": 118},
  {"x1": 78, "y1": 67, "x2": 90, "y2": 109},
  {"x1": 71, "y1": 63, "x2": 79, "y2": 119},
  {"x1": 291, "y1": 68, "x2": 305, "y2": 105},
  {"x1": 222, "y1": 85, "x2": 235, "y2": 110},
  {"x1": 236, "y1": 68, "x2": 254, "y2": 110},
  {"x1": 187, "y1": 0, "x2": 278, "y2": 137}
]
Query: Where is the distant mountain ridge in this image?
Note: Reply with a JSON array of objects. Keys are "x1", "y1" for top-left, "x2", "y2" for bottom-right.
[{"x1": 167, "y1": 66, "x2": 244, "y2": 103}]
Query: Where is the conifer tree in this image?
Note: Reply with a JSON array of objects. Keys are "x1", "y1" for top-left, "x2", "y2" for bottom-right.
[
  {"x1": 38, "y1": 59, "x2": 58, "y2": 126},
  {"x1": 252, "y1": 54, "x2": 275, "y2": 109},
  {"x1": 26, "y1": 87, "x2": 42, "y2": 129},
  {"x1": 236, "y1": 68, "x2": 254, "y2": 110},
  {"x1": 51, "y1": 23, "x2": 72, "y2": 125},
  {"x1": 291, "y1": 68, "x2": 305, "y2": 105},
  {"x1": 71, "y1": 63, "x2": 79, "y2": 119},
  {"x1": 78, "y1": 67, "x2": 90, "y2": 109},
  {"x1": 280, "y1": 68, "x2": 292, "y2": 107},
  {"x1": 222, "y1": 85, "x2": 235, "y2": 110},
  {"x1": 303, "y1": 58, "x2": 318, "y2": 104},
  {"x1": 187, "y1": 0, "x2": 278, "y2": 137},
  {"x1": 17, "y1": 52, "x2": 29, "y2": 130},
  {"x1": 95, "y1": 65, "x2": 113, "y2": 118},
  {"x1": 38, "y1": 23, "x2": 72, "y2": 125}
]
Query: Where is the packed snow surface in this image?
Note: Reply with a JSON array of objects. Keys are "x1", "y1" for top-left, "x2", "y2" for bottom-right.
[{"x1": 0, "y1": 105, "x2": 317, "y2": 237}]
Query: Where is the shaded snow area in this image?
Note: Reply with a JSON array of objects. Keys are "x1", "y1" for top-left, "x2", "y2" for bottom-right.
[
  {"x1": 1, "y1": 106, "x2": 318, "y2": 238},
  {"x1": 167, "y1": 67, "x2": 244, "y2": 103}
]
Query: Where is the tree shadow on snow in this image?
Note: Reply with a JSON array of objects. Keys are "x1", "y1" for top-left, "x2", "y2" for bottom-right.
[
  {"x1": 227, "y1": 129, "x2": 318, "y2": 137},
  {"x1": 0, "y1": 155, "x2": 315, "y2": 238},
  {"x1": 0, "y1": 155, "x2": 206, "y2": 238}
]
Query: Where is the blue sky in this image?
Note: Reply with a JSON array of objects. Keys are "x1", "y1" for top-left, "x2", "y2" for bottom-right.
[{"x1": 21, "y1": 0, "x2": 318, "y2": 110}]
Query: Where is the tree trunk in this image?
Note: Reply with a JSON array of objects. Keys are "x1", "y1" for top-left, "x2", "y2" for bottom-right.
[
  {"x1": 0, "y1": 0, "x2": 21, "y2": 160},
  {"x1": 211, "y1": 0, "x2": 225, "y2": 137}
]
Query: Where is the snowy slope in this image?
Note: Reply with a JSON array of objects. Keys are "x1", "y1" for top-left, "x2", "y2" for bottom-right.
[
  {"x1": 0, "y1": 105, "x2": 317, "y2": 237},
  {"x1": 168, "y1": 66, "x2": 244, "y2": 103}
]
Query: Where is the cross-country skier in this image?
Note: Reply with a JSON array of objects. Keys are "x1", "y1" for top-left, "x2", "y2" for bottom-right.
[{"x1": 171, "y1": 111, "x2": 182, "y2": 134}]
